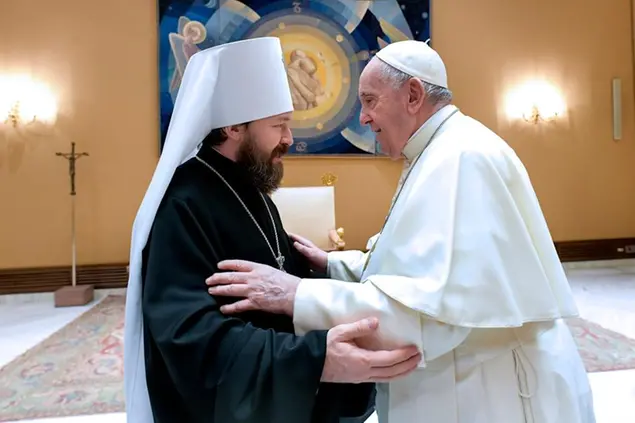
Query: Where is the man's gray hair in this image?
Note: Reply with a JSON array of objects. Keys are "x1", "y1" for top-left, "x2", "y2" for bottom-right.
[{"x1": 376, "y1": 60, "x2": 453, "y2": 106}]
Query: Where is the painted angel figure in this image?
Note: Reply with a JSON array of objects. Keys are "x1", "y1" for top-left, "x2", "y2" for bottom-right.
[{"x1": 168, "y1": 17, "x2": 208, "y2": 98}]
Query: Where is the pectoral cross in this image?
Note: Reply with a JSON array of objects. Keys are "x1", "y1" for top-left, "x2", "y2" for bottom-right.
[
  {"x1": 55, "y1": 141, "x2": 89, "y2": 287},
  {"x1": 276, "y1": 254, "x2": 286, "y2": 272}
]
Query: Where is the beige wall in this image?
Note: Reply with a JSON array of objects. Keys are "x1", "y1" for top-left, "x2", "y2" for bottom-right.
[{"x1": 1, "y1": 0, "x2": 634, "y2": 269}]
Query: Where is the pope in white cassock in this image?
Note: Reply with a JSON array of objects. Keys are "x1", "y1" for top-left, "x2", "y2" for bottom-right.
[{"x1": 207, "y1": 40, "x2": 596, "y2": 423}]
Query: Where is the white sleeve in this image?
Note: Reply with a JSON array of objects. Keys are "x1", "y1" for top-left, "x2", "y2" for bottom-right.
[
  {"x1": 325, "y1": 233, "x2": 380, "y2": 282},
  {"x1": 293, "y1": 278, "x2": 471, "y2": 366},
  {"x1": 326, "y1": 250, "x2": 368, "y2": 282}
]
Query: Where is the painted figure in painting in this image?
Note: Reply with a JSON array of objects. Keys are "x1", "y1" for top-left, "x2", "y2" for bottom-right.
[
  {"x1": 287, "y1": 49, "x2": 327, "y2": 111},
  {"x1": 168, "y1": 17, "x2": 206, "y2": 95}
]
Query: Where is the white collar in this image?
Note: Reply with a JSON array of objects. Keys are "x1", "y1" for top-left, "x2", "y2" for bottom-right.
[{"x1": 402, "y1": 105, "x2": 458, "y2": 161}]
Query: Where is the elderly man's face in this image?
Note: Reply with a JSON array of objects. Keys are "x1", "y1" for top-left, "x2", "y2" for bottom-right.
[{"x1": 358, "y1": 59, "x2": 420, "y2": 159}]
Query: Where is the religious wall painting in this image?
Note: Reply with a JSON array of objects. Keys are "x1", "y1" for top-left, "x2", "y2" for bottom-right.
[{"x1": 158, "y1": 0, "x2": 430, "y2": 156}]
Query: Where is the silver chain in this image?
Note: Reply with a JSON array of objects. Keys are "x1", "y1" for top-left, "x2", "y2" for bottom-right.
[{"x1": 194, "y1": 156, "x2": 285, "y2": 271}]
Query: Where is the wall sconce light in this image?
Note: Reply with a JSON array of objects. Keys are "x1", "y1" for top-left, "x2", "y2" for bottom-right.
[
  {"x1": 0, "y1": 74, "x2": 59, "y2": 172},
  {"x1": 505, "y1": 80, "x2": 565, "y2": 124},
  {"x1": 0, "y1": 74, "x2": 58, "y2": 132}
]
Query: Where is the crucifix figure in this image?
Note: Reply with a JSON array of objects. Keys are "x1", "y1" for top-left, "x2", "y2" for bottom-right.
[
  {"x1": 56, "y1": 142, "x2": 88, "y2": 196},
  {"x1": 56, "y1": 142, "x2": 88, "y2": 287},
  {"x1": 275, "y1": 254, "x2": 285, "y2": 272}
]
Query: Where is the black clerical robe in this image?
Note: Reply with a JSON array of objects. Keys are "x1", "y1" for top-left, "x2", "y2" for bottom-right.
[{"x1": 141, "y1": 146, "x2": 373, "y2": 423}]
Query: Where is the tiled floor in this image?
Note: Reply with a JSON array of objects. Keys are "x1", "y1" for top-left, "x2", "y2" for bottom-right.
[{"x1": 1, "y1": 262, "x2": 634, "y2": 423}]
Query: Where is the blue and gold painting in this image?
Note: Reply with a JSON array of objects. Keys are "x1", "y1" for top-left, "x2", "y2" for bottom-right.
[{"x1": 158, "y1": 0, "x2": 430, "y2": 155}]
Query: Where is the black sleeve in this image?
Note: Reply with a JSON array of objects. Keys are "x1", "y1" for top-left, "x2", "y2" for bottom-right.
[
  {"x1": 285, "y1": 233, "x2": 313, "y2": 278},
  {"x1": 314, "y1": 383, "x2": 376, "y2": 421},
  {"x1": 142, "y1": 197, "x2": 327, "y2": 423}
]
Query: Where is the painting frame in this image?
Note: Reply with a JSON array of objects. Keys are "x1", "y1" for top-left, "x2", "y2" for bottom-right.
[{"x1": 157, "y1": 0, "x2": 431, "y2": 157}]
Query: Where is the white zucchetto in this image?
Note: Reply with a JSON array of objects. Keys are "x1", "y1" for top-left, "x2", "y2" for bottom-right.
[{"x1": 375, "y1": 39, "x2": 448, "y2": 88}]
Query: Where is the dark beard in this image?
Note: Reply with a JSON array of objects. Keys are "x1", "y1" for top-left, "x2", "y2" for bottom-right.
[{"x1": 236, "y1": 135, "x2": 288, "y2": 194}]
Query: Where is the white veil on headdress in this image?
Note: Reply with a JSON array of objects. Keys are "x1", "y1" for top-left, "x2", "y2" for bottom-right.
[{"x1": 123, "y1": 37, "x2": 294, "y2": 422}]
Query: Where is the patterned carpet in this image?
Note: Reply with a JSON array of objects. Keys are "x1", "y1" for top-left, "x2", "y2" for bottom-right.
[
  {"x1": 0, "y1": 295, "x2": 634, "y2": 420},
  {"x1": 0, "y1": 296, "x2": 125, "y2": 421},
  {"x1": 567, "y1": 317, "x2": 635, "y2": 372}
]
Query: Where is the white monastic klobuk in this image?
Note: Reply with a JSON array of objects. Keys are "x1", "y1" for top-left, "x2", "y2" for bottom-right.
[
  {"x1": 292, "y1": 42, "x2": 595, "y2": 423},
  {"x1": 123, "y1": 37, "x2": 294, "y2": 423}
]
